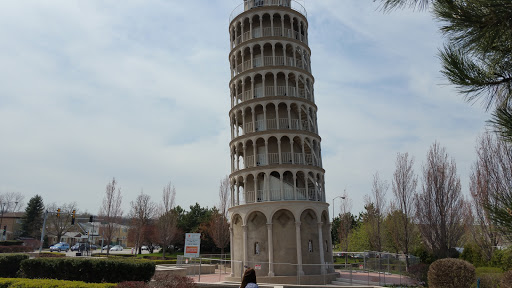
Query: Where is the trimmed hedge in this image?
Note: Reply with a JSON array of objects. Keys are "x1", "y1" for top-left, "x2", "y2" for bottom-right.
[
  {"x1": 19, "y1": 258, "x2": 155, "y2": 283},
  {"x1": 91, "y1": 253, "x2": 136, "y2": 258},
  {"x1": 428, "y1": 258, "x2": 475, "y2": 288},
  {"x1": 0, "y1": 246, "x2": 33, "y2": 253},
  {"x1": 37, "y1": 252, "x2": 66, "y2": 258},
  {"x1": 0, "y1": 278, "x2": 116, "y2": 288},
  {"x1": 501, "y1": 270, "x2": 512, "y2": 288},
  {"x1": 0, "y1": 253, "x2": 29, "y2": 277},
  {"x1": 0, "y1": 240, "x2": 24, "y2": 246}
]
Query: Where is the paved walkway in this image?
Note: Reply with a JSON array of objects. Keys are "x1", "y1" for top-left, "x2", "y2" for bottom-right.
[{"x1": 191, "y1": 269, "x2": 417, "y2": 286}]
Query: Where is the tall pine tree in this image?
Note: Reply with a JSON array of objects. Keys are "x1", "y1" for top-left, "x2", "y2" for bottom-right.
[{"x1": 20, "y1": 195, "x2": 44, "y2": 239}]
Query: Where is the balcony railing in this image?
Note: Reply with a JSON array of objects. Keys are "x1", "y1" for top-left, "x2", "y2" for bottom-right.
[
  {"x1": 231, "y1": 25, "x2": 309, "y2": 49},
  {"x1": 236, "y1": 152, "x2": 319, "y2": 170},
  {"x1": 242, "y1": 187, "x2": 321, "y2": 204},
  {"x1": 235, "y1": 85, "x2": 313, "y2": 105},
  {"x1": 233, "y1": 55, "x2": 311, "y2": 75},
  {"x1": 230, "y1": 0, "x2": 307, "y2": 22},
  {"x1": 240, "y1": 118, "x2": 315, "y2": 134}
]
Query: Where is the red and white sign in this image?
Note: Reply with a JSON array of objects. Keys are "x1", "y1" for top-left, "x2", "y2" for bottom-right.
[
  {"x1": 254, "y1": 264, "x2": 261, "y2": 270},
  {"x1": 184, "y1": 233, "x2": 201, "y2": 258}
]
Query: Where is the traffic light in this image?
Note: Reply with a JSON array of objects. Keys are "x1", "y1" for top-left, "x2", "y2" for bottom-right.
[
  {"x1": 89, "y1": 215, "x2": 93, "y2": 222},
  {"x1": 2, "y1": 226, "x2": 6, "y2": 236},
  {"x1": 71, "y1": 210, "x2": 76, "y2": 225},
  {"x1": 57, "y1": 208, "x2": 61, "y2": 218}
]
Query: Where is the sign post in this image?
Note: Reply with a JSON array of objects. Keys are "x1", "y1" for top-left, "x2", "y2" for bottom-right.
[{"x1": 184, "y1": 233, "x2": 201, "y2": 258}]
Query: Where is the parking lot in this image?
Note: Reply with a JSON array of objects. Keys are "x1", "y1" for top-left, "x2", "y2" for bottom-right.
[{"x1": 46, "y1": 248, "x2": 152, "y2": 257}]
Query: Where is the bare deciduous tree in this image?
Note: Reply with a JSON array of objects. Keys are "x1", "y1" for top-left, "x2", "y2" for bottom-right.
[
  {"x1": 208, "y1": 176, "x2": 231, "y2": 255},
  {"x1": 0, "y1": 192, "x2": 24, "y2": 212},
  {"x1": 158, "y1": 181, "x2": 178, "y2": 258},
  {"x1": 416, "y1": 142, "x2": 466, "y2": 259},
  {"x1": 364, "y1": 172, "x2": 388, "y2": 251},
  {"x1": 46, "y1": 202, "x2": 77, "y2": 243},
  {"x1": 392, "y1": 152, "x2": 417, "y2": 269},
  {"x1": 469, "y1": 132, "x2": 512, "y2": 255},
  {"x1": 130, "y1": 190, "x2": 156, "y2": 254},
  {"x1": 99, "y1": 178, "x2": 123, "y2": 256}
]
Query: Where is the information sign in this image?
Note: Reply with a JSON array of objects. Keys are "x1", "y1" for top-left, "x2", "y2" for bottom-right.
[{"x1": 184, "y1": 233, "x2": 201, "y2": 258}]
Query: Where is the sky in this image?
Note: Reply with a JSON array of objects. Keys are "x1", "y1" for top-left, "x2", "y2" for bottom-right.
[{"x1": 0, "y1": 0, "x2": 489, "y2": 217}]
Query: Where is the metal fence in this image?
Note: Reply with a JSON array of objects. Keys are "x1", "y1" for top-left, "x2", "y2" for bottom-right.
[
  {"x1": 333, "y1": 251, "x2": 420, "y2": 286},
  {"x1": 173, "y1": 252, "x2": 420, "y2": 286}
]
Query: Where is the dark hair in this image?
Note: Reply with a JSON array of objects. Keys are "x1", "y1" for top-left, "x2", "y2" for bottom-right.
[{"x1": 240, "y1": 267, "x2": 257, "y2": 288}]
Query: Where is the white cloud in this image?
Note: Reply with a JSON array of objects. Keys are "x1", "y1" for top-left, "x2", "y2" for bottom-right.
[{"x1": 0, "y1": 1, "x2": 489, "y2": 216}]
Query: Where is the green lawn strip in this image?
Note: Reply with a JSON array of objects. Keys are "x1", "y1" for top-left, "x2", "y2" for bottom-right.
[{"x1": 0, "y1": 278, "x2": 116, "y2": 288}]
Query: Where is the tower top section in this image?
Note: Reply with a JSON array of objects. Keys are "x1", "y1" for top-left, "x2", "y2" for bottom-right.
[{"x1": 230, "y1": 0, "x2": 307, "y2": 23}]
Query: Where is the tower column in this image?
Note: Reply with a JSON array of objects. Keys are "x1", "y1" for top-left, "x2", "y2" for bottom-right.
[
  {"x1": 293, "y1": 173, "x2": 297, "y2": 200},
  {"x1": 287, "y1": 106, "x2": 292, "y2": 129},
  {"x1": 236, "y1": 180, "x2": 240, "y2": 205},
  {"x1": 317, "y1": 222, "x2": 325, "y2": 274},
  {"x1": 275, "y1": 104, "x2": 280, "y2": 129},
  {"x1": 243, "y1": 145, "x2": 247, "y2": 169},
  {"x1": 230, "y1": 226, "x2": 235, "y2": 277},
  {"x1": 254, "y1": 173, "x2": 258, "y2": 202},
  {"x1": 290, "y1": 137, "x2": 295, "y2": 164},
  {"x1": 295, "y1": 221, "x2": 303, "y2": 275},
  {"x1": 249, "y1": 19, "x2": 253, "y2": 40},
  {"x1": 267, "y1": 223, "x2": 275, "y2": 276},
  {"x1": 243, "y1": 225, "x2": 248, "y2": 266},
  {"x1": 277, "y1": 140, "x2": 282, "y2": 165},
  {"x1": 280, "y1": 173, "x2": 284, "y2": 200},
  {"x1": 242, "y1": 110, "x2": 246, "y2": 136}
]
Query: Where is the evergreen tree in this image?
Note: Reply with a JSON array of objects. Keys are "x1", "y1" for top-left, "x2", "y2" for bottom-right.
[{"x1": 20, "y1": 195, "x2": 44, "y2": 239}]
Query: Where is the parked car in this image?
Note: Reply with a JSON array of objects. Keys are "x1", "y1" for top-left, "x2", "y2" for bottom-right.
[
  {"x1": 50, "y1": 242, "x2": 70, "y2": 252},
  {"x1": 141, "y1": 245, "x2": 148, "y2": 251},
  {"x1": 71, "y1": 243, "x2": 97, "y2": 251},
  {"x1": 110, "y1": 245, "x2": 123, "y2": 251}
]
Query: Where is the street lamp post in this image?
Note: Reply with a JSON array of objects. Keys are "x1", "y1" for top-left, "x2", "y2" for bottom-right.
[{"x1": 332, "y1": 196, "x2": 346, "y2": 222}]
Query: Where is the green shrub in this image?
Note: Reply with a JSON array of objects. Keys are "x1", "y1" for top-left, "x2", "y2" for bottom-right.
[
  {"x1": 152, "y1": 260, "x2": 177, "y2": 265},
  {"x1": 115, "y1": 282, "x2": 148, "y2": 288},
  {"x1": 428, "y1": 258, "x2": 475, "y2": 288},
  {"x1": 91, "y1": 253, "x2": 136, "y2": 258},
  {"x1": 19, "y1": 258, "x2": 155, "y2": 283},
  {"x1": 0, "y1": 254, "x2": 29, "y2": 277},
  {"x1": 151, "y1": 275, "x2": 196, "y2": 288},
  {"x1": 476, "y1": 267, "x2": 503, "y2": 274},
  {"x1": 0, "y1": 278, "x2": 116, "y2": 288},
  {"x1": 0, "y1": 246, "x2": 33, "y2": 253},
  {"x1": 408, "y1": 263, "x2": 429, "y2": 285},
  {"x1": 0, "y1": 240, "x2": 24, "y2": 246},
  {"x1": 478, "y1": 274, "x2": 502, "y2": 288},
  {"x1": 501, "y1": 270, "x2": 512, "y2": 288},
  {"x1": 37, "y1": 252, "x2": 66, "y2": 258}
]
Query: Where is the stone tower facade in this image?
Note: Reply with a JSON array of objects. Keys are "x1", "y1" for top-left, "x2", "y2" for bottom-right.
[{"x1": 227, "y1": 0, "x2": 334, "y2": 283}]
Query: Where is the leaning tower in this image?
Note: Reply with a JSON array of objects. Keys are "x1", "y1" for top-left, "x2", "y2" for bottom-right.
[{"x1": 227, "y1": 0, "x2": 334, "y2": 284}]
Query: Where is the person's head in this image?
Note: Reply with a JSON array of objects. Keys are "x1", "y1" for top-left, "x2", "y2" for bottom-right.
[{"x1": 241, "y1": 267, "x2": 257, "y2": 288}]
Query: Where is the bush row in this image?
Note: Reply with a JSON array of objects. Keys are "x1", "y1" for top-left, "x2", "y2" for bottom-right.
[
  {"x1": 0, "y1": 254, "x2": 29, "y2": 278},
  {"x1": 0, "y1": 246, "x2": 33, "y2": 253},
  {"x1": 19, "y1": 258, "x2": 155, "y2": 283},
  {"x1": 0, "y1": 278, "x2": 116, "y2": 288},
  {"x1": 0, "y1": 240, "x2": 24, "y2": 246},
  {"x1": 116, "y1": 275, "x2": 196, "y2": 288}
]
